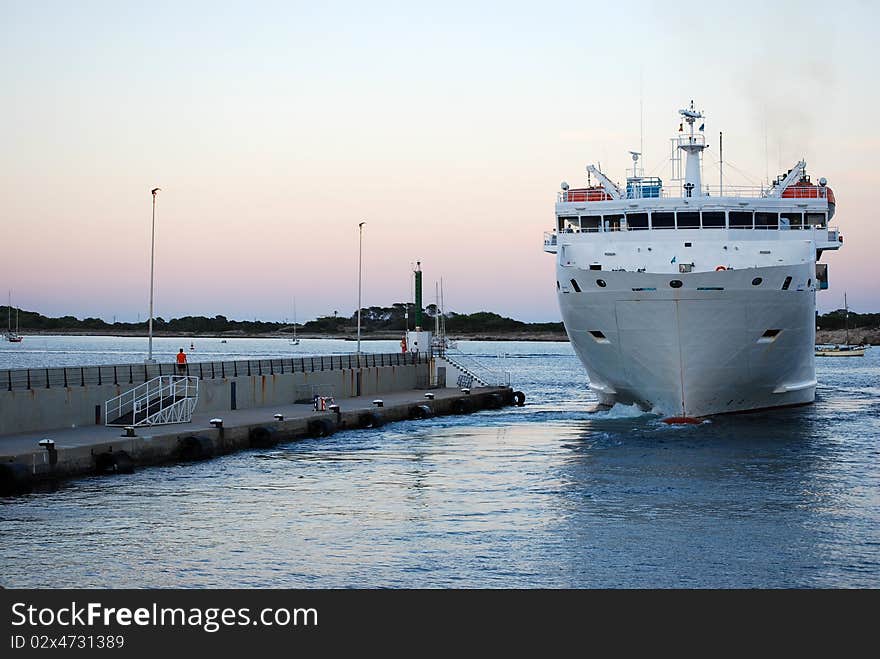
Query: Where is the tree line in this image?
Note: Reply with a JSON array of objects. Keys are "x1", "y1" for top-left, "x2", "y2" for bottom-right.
[
  {"x1": 0, "y1": 304, "x2": 566, "y2": 335},
  {"x1": 816, "y1": 309, "x2": 880, "y2": 331},
  {"x1": 4, "y1": 305, "x2": 873, "y2": 335}
]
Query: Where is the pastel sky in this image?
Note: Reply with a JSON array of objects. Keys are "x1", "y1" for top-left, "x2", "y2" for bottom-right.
[{"x1": 2, "y1": 0, "x2": 878, "y2": 323}]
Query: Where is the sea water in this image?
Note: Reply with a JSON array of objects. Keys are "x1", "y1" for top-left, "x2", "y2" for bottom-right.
[{"x1": 0, "y1": 337, "x2": 878, "y2": 587}]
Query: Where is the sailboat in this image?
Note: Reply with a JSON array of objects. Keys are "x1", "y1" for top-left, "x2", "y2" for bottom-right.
[
  {"x1": 431, "y1": 278, "x2": 456, "y2": 352},
  {"x1": 6, "y1": 291, "x2": 23, "y2": 343},
  {"x1": 816, "y1": 293, "x2": 865, "y2": 357},
  {"x1": 289, "y1": 298, "x2": 300, "y2": 345}
]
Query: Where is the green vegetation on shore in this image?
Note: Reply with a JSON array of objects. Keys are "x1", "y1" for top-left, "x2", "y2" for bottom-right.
[
  {"x1": 3, "y1": 305, "x2": 877, "y2": 340},
  {"x1": 0, "y1": 304, "x2": 565, "y2": 337}
]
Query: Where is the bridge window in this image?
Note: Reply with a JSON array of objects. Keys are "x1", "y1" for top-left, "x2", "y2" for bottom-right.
[
  {"x1": 625, "y1": 213, "x2": 648, "y2": 230},
  {"x1": 559, "y1": 216, "x2": 579, "y2": 232},
  {"x1": 806, "y1": 212, "x2": 826, "y2": 228},
  {"x1": 729, "y1": 211, "x2": 753, "y2": 228},
  {"x1": 580, "y1": 215, "x2": 601, "y2": 232},
  {"x1": 651, "y1": 212, "x2": 675, "y2": 229},
  {"x1": 755, "y1": 212, "x2": 778, "y2": 229},
  {"x1": 604, "y1": 214, "x2": 623, "y2": 232},
  {"x1": 677, "y1": 212, "x2": 700, "y2": 229},
  {"x1": 781, "y1": 212, "x2": 803, "y2": 229},
  {"x1": 702, "y1": 211, "x2": 726, "y2": 228}
]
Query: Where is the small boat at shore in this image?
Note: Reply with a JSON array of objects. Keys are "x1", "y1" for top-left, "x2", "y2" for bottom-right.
[
  {"x1": 289, "y1": 298, "x2": 301, "y2": 345},
  {"x1": 815, "y1": 344, "x2": 866, "y2": 357},
  {"x1": 817, "y1": 293, "x2": 865, "y2": 356},
  {"x1": 5, "y1": 292, "x2": 23, "y2": 343}
]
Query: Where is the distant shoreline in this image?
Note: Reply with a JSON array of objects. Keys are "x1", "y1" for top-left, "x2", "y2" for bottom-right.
[
  {"x1": 11, "y1": 329, "x2": 877, "y2": 345},
  {"x1": 12, "y1": 329, "x2": 572, "y2": 342}
]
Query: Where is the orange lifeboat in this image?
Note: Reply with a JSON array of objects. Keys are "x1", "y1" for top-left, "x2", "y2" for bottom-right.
[
  {"x1": 781, "y1": 176, "x2": 831, "y2": 200},
  {"x1": 781, "y1": 175, "x2": 835, "y2": 219},
  {"x1": 565, "y1": 186, "x2": 612, "y2": 202}
]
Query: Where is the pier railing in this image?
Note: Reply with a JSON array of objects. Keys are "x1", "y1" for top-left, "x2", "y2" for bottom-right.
[{"x1": 1, "y1": 351, "x2": 428, "y2": 392}]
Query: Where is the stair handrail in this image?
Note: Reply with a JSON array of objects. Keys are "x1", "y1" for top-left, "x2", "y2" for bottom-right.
[
  {"x1": 441, "y1": 351, "x2": 510, "y2": 387},
  {"x1": 105, "y1": 375, "x2": 199, "y2": 427}
]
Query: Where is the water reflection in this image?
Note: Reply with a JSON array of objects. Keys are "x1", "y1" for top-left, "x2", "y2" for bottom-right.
[{"x1": 1, "y1": 343, "x2": 878, "y2": 587}]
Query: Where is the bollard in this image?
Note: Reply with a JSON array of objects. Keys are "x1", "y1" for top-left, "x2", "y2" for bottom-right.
[
  {"x1": 122, "y1": 426, "x2": 136, "y2": 437},
  {"x1": 38, "y1": 438, "x2": 58, "y2": 467},
  {"x1": 424, "y1": 393, "x2": 435, "y2": 400},
  {"x1": 461, "y1": 388, "x2": 471, "y2": 395},
  {"x1": 210, "y1": 418, "x2": 224, "y2": 428},
  {"x1": 328, "y1": 403, "x2": 342, "y2": 423},
  {"x1": 274, "y1": 413, "x2": 284, "y2": 421}
]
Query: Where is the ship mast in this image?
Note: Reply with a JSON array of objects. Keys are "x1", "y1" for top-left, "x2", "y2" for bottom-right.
[{"x1": 677, "y1": 100, "x2": 707, "y2": 197}]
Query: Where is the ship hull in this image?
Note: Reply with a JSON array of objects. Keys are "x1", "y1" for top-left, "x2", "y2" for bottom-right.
[{"x1": 558, "y1": 264, "x2": 817, "y2": 418}]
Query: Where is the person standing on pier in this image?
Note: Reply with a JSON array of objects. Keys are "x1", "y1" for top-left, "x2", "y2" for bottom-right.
[{"x1": 176, "y1": 348, "x2": 188, "y2": 374}]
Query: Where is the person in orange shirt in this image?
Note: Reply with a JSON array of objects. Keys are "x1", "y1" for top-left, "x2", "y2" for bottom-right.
[{"x1": 176, "y1": 348, "x2": 187, "y2": 374}]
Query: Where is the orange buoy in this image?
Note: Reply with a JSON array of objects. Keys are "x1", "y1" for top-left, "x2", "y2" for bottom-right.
[{"x1": 715, "y1": 265, "x2": 727, "y2": 271}]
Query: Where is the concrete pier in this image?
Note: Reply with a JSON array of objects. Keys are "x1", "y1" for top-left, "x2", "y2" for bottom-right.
[
  {"x1": 0, "y1": 385, "x2": 518, "y2": 494},
  {"x1": 0, "y1": 352, "x2": 432, "y2": 436}
]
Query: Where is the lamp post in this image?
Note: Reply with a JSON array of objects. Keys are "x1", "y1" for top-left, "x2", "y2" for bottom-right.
[
  {"x1": 357, "y1": 221, "x2": 365, "y2": 354},
  {"x1": 147, "y1": 187, "x2": 161, "y2": 363}
]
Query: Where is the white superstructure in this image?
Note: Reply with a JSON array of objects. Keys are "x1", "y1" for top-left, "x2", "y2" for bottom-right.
[{"x1": 545, "y1": 101, "x2": 842, "y2": 420}]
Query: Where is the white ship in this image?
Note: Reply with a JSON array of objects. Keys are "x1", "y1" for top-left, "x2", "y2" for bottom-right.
[{"x1": 545, "y1": 101, "x2": 842, "y2": 421}]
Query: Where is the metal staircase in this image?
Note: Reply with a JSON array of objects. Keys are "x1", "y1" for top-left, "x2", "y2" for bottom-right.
[
  {"x1": 105, "y1": 375, "x2": 199, "y2": 427},
  {"x1": 439, "y1": 352, "x2": 510, "y2": 388}
]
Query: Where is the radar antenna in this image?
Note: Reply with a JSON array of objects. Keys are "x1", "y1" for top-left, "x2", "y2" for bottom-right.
[{"x1": 628, "y1": 151, "x2": 642, "y2": 179}]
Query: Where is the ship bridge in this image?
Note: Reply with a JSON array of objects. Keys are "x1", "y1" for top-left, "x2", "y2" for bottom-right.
[{"x1": 546, "y1": 105, "x2": 841, "y2": 263}]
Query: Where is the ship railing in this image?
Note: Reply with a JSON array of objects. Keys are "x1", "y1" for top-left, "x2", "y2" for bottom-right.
[
  {"x1": 550, "y1": 223, "x2": 835, "y2": 235},
  {"x1": 558, "y1": 184, "x2": 838, "y2": 203},
  {"x1": 558, "y1": 184, "x2": 772, "y2": 203},
  {"x1": 661, "y1": 184, "x2": 769, "y2": 198}
]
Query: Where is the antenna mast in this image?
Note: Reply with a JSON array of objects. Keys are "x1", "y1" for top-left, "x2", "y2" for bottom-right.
[{"x1": 639, "y1": 68, "x2": 644, "y2": 163}]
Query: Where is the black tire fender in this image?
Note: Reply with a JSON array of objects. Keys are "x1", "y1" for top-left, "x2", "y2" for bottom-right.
[
  {"x1": 249, "y1": 426, "x2": 278, "y2": 448},
  {"x1": 178, "y1": 435, "x2": 215, "y2": 461},
  {"x1": 94, "y1": 450, "x2": 134, "y2": 475},
  {"x1": 451, "y1": 398, "x2": 472, "y2": 415},
  {"x1": 513, "y1": 391, "x2": 526, "y2": 407},
  {"x1": 358, "y1": 411, "x2": 384, "y2": 429},
  {"x1": 0, "y1": 462, "x2": 32, "y2": 495},
  {"x1": 307, "y1": 418, "x2": 336, "y2": 438},
  {"x1": 409, "y1": 404, "x2": 433, "y2": 420}
]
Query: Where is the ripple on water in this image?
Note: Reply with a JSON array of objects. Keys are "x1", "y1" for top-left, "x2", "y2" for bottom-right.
[{"x1": 1, "y1": 339, "x2": 879, "y2": 587}]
